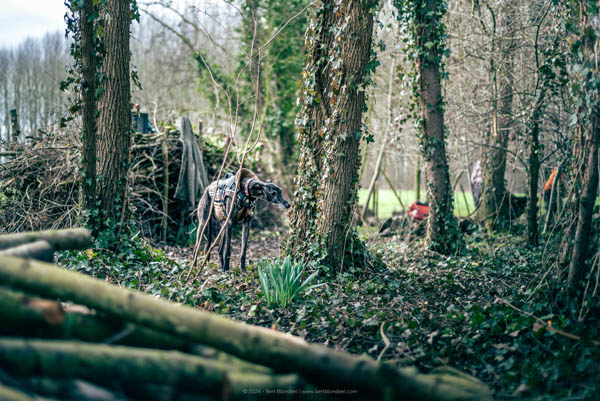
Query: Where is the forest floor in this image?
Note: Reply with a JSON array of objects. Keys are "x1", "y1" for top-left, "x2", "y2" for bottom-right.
[{"x1": 60, "y1": 222, "x2": 600, "y2": 401}]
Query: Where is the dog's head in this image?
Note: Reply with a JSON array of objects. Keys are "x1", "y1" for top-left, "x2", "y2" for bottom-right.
[{"x1": 249, "y1": 181, "x2": 291, "y2": 209}]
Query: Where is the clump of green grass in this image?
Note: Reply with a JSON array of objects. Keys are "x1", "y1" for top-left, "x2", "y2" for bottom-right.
[{"x1": 257, "y1": 256, "x2": 323, "y2": 308}]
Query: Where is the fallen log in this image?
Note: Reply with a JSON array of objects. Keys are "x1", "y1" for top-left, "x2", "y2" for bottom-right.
[
  {"x1": 0, "y1": 286, "x2": 271, "y2": 374},
  {"x1": 0, "y1": 228, "x2": 91, "y2": 251},
  {"x1": 0, "y1": 382, "x2": 55, "y2": 401},
  {"x1": 0, "y1": 256, "x2": 493, "y2": 401},
  {"x1": 0, "y1": 338, "x2": 302, "y2": 400},
  {"x1": 0, "y1": 241, "x2": 54, "y2": 262},
  {"x1": 23, "y1": 378, "x2": 128, "y2": 401}
]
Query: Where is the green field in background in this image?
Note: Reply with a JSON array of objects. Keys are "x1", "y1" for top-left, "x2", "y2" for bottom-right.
[{"x1": 358, "y1": 189, "x2": 476, "y2": 218}]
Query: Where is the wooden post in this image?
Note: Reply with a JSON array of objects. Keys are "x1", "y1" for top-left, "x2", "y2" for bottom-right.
[
  {"x1": 415, "y1": 157, "x2": 421, "y2": 202},
  {"x1": 9, "y1": 109, "x2": 20, "y2": 142},
  {"x1": 161, "y1": 127, "x2": 169, "y2": 243},
  {"x1": 197, "y1": 120, "x2": 209, "y2": 188}
]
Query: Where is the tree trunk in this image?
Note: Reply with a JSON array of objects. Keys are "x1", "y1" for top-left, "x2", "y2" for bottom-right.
[
  {"x1": 97, "y1": 0, "x2": 132, "y2": 236},
  {"x1": 526, "y1": 90, "x2": 544, "y2": 246},
  {"x1": 0, "y1": 383, "x2": 53, "y2": 401},
  {"x1": 80, "y1": 0, "x2": 98, "y2": 225},
  {"x1": 478, "y1": 4, "x2": 515, "y2": 230},
  {"x1": 286, "y1": 0, "x2": 378, "y2": 269},
  {"x1": 0, "y1": 338, "x2": 301, "y2": 399},
  {"x1": 568, "y1": 118, "x2": 599, "y2": 290},
  {"x1": 362, "y1": 59, "x2": 396, "y2": 220},
  {"x1": 9, "y1": 108, "x2": 20, "y2": 142},
  {"x1": 565, "y1": 1, "x2": 599, "y2": 292},
  {"x1": 0, "y1": 228, "x2": 91, "y2": 251},
  {"x1": 0, "y1": 240, "x2": 54, "y2": 262},
  {"x1": 414, "y1": 0, "x2": 461, "y2": 254}
]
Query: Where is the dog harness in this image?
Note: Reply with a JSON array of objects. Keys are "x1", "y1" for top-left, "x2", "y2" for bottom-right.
[{"x1": 209, "y1": 174, "x2": 257, "y2": 221}]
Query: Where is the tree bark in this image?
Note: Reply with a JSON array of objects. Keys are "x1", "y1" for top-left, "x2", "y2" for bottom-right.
[
  {"x1": 0, "y1": 256, "x2": 492, "y2": 401},
  {"x1": 0, "y1": 383, "x2": 53, "y2": 401},
  {"x1": 566, "y1": 1, "x2": 599, "y2": 291},
  {"x1": 286, "y1": 0, "x2": 378, "y2": 269},
  {"x1": 80, "y1": 0, "x2": 97, "y2": 223},
  {"x1": 477, "y1": 3, "x2": 515, "y2": 230},
  {"x1": 0, "y1": 338, "x2": 301, "y2": 399},
  {"x1": 568, "y1": 120, "x2": 599, "y2": 290},
  {"x1": 526, "y1": 90, "x2": 544, "y2": 246},
  {"x1": 97, "y1": 0, "x2": 132, "y2": 235},
  {"x1": 0, "y1": 240, "x2": 54, "y2": 262},
  {"x1": 0, "y1": 228, "x2": 91, "y2": 251},
  {"x1": 414, "y1": 0, "x2": 462, "y2": 254},
  {"x1": 284, "y1": 2, "x2": 333, "y2": 256}
]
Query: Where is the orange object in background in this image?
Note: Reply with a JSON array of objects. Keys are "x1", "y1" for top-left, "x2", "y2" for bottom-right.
[
  {"x1": 544, "y1": 168, "x2": 558, "y2": 192},
  {"x1": 408, "y1": 202, "x2": 429, "y2": 220}
]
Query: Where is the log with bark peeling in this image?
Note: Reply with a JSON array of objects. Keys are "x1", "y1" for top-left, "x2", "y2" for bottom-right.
[
  {"x1": 0, "y1": 256, "x2": 493, "y2": 401},
  {"x1": 0, "y1": 228, "x2": 91, "y2": 251}
]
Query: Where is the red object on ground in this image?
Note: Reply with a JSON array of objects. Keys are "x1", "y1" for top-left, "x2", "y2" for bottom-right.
[{"x1": 408, "y1": 202, "x2": 429, "y2": 220}]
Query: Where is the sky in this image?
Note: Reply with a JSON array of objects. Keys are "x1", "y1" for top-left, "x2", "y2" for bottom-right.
[{"x1": 0, "y1": 1, "x2": 68, "y2": 48}]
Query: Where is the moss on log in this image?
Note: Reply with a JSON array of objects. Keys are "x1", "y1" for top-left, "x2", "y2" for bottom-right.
[
  {"x1": 0, "y1": 382, "x2": 55, "y2": 401},
  {"x1": 0, "y1": 286, "x2": 273, "y2": 374},
  {"x1": 22, "y1": 378, "x2": 128, "y2": 401},
  {"x1": 0, "y1": 241, "x2": 54, "y2": 262},
  {"x1": 0, "y1": 257, "x2": 493, "y2": 401},
  {"x1": 0, "y1": 338, "x2": 301, "y2": 400},
  {"x1": 0, "y1": 228, "x2": 91, "y2": 251}
]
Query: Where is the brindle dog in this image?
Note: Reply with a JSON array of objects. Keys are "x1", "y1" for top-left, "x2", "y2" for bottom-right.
[{"x1": 196, "y1": 168, "x2": 290, "y2": 271}]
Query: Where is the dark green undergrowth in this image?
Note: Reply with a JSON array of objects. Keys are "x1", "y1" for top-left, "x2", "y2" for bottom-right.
[{"x1": 59, "y1": 227, "x2": 600, "y2": 400}]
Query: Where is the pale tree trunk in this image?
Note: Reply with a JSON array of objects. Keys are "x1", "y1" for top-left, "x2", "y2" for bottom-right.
[
  {"x1": 80, "y1": 0, "x2": 97, "y2": 225},
  {"x1": 362, "y1": 59, "x2": 396, "y2": 220},
  {"x1": 414, "y1": 0, "x2": 461, "y2": 254},
  {"x1": 478, "y1": 4, "x2": 515, "y2": 229},
  {"x1": 243, "y1": 0, "x2": 263, "y2": 114},
  {"x1": 97, "y1": 0, "x2": 132, "y2": 235},
  {"x1": 286, "y1": 0, "x2": 378, "y2": 269}
]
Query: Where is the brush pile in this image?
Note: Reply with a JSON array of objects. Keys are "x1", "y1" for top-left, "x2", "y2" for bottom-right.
[
  {"x1": 0, "y1": 129, "x2": 281, "y2": 242},
  {"x1": 0, "y1": 228, "x2": 493, "y2": 401}
]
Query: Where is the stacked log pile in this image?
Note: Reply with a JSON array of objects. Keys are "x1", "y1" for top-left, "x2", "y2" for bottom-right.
[{"x1": 0, "y1": 229, "x2": 493, "y2": 401}]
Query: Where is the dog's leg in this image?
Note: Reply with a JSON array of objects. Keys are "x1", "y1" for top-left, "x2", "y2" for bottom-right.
[
  {"x1": 205, "y1": 216, "x2": 212, "y2": 262},
  {"x1": 223, "y1": 219, "x2": 232, "y2": 271},
  {"x1": 217, "y1": 222, "x2": 225, "y2": 270},
  {"x1": 240, "y1": 219, "x2": 250, "y2": 271}
]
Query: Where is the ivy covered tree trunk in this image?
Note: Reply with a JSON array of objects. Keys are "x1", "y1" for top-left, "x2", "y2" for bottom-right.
[
  {"x1": 97, "y1": 0, "x2": 132, "y2": 238},
  {"x1": 285, "y1": 0, "x2": 379, "y2": 269},
  {"x1": 79, "y1": 0, "x2": 97, "y2": 227},
  {"x1": 567, "y1": 0, "x2": 599, "y2": 292},
  {"x1": 478, "y1": 4, "x2": 515, "y2": 230},
  {"x1": 412, "y1": 0, "x2": 461, "y2": 254}
]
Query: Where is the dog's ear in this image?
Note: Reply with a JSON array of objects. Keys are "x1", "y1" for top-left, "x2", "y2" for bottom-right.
[{"x1": 249, "y1": 181, "x2": 265, "y2": 197}]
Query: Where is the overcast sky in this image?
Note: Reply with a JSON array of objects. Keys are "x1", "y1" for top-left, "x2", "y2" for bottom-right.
[{"x1": 0, "y1": 1, "x2": 67, "y2": 48}]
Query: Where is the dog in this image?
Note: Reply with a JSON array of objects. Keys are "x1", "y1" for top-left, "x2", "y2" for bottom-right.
[{"x1": 196, "y1": 168, "x2": 290, "y2": 271}]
